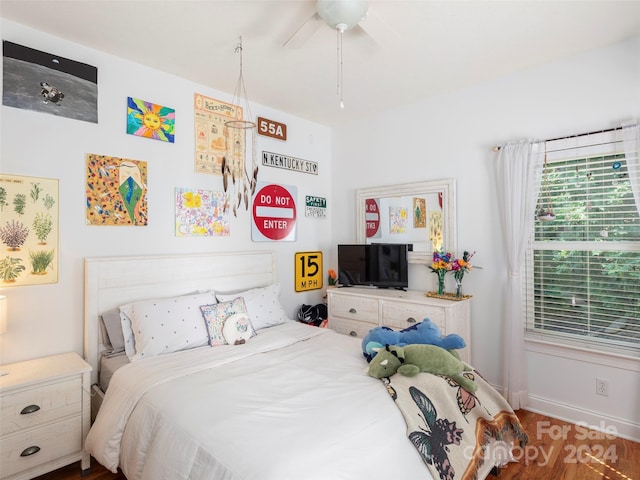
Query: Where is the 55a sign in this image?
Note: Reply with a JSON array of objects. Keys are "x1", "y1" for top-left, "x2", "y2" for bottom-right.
[
  {"x1": 295, "y1": 251, "x2": 323, "y2": 292},
  {"x1": 257, "y1": 116, "x2": 287, "y2": 141}
]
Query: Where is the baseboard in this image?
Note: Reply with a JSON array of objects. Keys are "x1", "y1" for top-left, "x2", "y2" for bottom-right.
[{"x1": 526, "y1": 394, "x2": 640, "y2": 442}]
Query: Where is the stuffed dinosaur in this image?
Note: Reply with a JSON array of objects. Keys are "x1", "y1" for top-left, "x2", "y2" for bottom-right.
[
  {"x1": 362, "y1": 319, "x2": 466, "y2": 362},
  {"x1": 367, "y1": 344, "x2": 477, "y2": 393}
]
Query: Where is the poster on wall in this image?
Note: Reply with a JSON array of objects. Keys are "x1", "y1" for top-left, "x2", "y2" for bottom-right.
[
  {"x1": 413, "y1": 197, "x2": 426, "y2": 228},
  {"x1": 2, "y1": 41, "x2": 98, "y2": 123},
  {"x1": 252, "y1": 182, "x2": 297, "y2": 242},
  {"x1": 193, "y1": 93, "x2": 243, "y2": 176},
  {"x1": 127, "y1": 97, "x2": 175, "y2": 143},
  {"x1": 86, "y1": 154, "x2": 148, "y2": 226},
  {"x1": 175, "y1": 187, "x2": 230, "y2": 236},
  {"x1": 0, "y1": 174, "x2": 59, "y2": 286},
  {"x1": 429, "y1": 210, "x2": 443, "y2": 250},
  {"x1": 389, "y1": 206, "x2": 408, "y2": 234}
]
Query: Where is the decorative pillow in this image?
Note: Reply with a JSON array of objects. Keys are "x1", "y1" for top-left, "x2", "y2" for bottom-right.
[
  {"x1": 200, "y1": 297, "x2": 254, "y2": 346},
  {"x1": 217, "y1": 283, "x2": 289, "y2": 330},
  {"x1": 100, "y1": 308, "x2": 125, "y2": 354},
  {"x1": 222, "y1": 312, "x2": 255, "y2": 345},
  {"x1": 124, "y1": 291, "x2": 216, "y2": 361}
]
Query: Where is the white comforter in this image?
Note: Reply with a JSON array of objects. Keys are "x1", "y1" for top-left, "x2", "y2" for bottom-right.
[{"x1": 86, "y1": 321, "x2": 432, "y2": 480}]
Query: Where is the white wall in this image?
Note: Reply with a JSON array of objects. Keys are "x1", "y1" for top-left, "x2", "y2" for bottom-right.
[
  {"x1": 0, "y1": 20, "x2": 332, "y2": 365},
  {"x1": 331, "y1": 36, "x2": 640, "y2": 439}
]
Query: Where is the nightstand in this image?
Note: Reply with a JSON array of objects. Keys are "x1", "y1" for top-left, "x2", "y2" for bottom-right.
[{"x1": 0, "y1": 352, "x2": 92, "y2": 480}]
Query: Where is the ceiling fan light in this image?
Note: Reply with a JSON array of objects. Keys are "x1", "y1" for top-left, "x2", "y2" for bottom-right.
[{"x1": 317, "y1": 0, "x2": 368, "y2": 31}]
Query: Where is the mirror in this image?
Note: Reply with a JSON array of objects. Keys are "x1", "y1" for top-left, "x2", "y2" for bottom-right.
[{"x1": 356, "y1": 179, "x2": 456, "y2": 264}]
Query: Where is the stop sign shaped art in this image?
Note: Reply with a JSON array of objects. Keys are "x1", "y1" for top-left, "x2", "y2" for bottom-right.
[
  {"x1": 365, "y1": 198, "x2": 380, "y2": 238},
  {"x1": 252, "y1": 183, "x2": 297, "y2": 241}
]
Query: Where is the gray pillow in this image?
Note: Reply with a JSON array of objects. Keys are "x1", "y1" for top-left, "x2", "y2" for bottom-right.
[{"x1": 100, "y1": 308, "x2": 125, "y2": 353}]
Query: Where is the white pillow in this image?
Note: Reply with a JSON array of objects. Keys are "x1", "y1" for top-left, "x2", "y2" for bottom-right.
[
  {"x1": 123, "y1": 291, "x2": 216, "y2": 361},
  {"x1": 217, "y1": 283, "x2": 289, "y2": 330}
]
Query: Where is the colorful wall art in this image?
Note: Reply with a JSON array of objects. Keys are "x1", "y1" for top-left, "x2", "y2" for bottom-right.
[
  {"x1": 193, "y1": 93, "x2": 243, "y2": 176},
  {"x1": 127, "y1": 97, "x2": 175, "y2": 143},
  {"x1": 175, "y1": 188, "x2": 230, "y2": 236},
  {"x1": 413, "y1": 197, "x2": 426, "y2": 228},
  {"x1": 0, "y1": 174, "x2": 59, "y2": 286},
  {"x1": 2, "y1": 40, "x2": 98, "y2": 123},
  {"x1": 429, "y1": 210, "x2": 443, "y2": 251},
  {"x1": 389, "y1": 206, "x2": 408, "y2": 234},
  {"x1": 86, "y1": 154, "x2": 148, "y2": 226}
]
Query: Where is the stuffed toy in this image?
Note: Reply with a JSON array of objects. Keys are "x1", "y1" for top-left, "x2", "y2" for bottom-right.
[
  {"x1": 361, "y1": 319, "x2": 466, "y2": 362},
  {"x1": 367, "y1": 344, "x2": 477, "y2": 393}
]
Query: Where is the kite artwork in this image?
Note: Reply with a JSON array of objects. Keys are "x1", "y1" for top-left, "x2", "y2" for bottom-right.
[{"x1": 86, "y1": 153, "x2": 148, "y2": 226}]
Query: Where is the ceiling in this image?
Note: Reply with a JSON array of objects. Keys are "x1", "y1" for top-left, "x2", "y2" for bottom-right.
[{"x1": 2, "y1": 0, "x2": 640, "y2": 127}]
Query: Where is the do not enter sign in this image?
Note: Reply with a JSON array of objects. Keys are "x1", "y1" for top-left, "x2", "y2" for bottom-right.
[
  {"x1": 252, "y1": 183, "x2": 297, "y2": 241},
  {"x1": 365, "y1": 198, "x2": 380, "y2": 238}
]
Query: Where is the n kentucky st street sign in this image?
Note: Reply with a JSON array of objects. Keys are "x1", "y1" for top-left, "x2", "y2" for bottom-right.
[{"x1": 262, "y1": 151, "x2": 318, "y2": 175}]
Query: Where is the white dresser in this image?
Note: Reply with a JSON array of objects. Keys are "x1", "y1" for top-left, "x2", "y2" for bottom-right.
[
  {"x1": 0, "y1": 352, "x2": 92, "y2": 480},
  {"x1": 327, "y1": 287, "x2": 472, "y2": 363}
]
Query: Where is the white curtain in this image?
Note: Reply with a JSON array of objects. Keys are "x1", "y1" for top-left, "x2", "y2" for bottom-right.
[
  {"x1": 494, "y1": 140, "x2": 544, "y2": 409},
  {"x1": 622, "y1": 123, "x2": 640, "y2": 213}
]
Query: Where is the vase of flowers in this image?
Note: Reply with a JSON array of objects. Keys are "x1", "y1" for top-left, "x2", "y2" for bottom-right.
[
  {"x1": 327, "y1": 268, "x2": 338, "y2": 288},
  {"x1": 451, "y1": 250, "x2": 477, "y2": 298},
  {"x1": 429, "y1": 248, "x2": 452, "y2": 295}
]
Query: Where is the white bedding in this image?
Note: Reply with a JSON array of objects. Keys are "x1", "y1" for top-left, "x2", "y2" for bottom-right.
[{"x1": 86, "y1": 321, "x2": 432, "y2": 480}]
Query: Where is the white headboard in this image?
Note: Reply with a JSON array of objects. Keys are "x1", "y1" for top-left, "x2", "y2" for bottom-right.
[{"x1": 84, "y1": 251, "x2": 277, "y2": 385}]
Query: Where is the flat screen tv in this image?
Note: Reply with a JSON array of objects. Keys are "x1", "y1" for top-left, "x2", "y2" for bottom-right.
[{"x1": 337, "y1": 243, "x2": 409, "y2": 290}]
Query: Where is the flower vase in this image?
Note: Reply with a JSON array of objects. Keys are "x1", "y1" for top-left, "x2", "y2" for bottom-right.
[
  {"x1": 436, "y1": 271, "x2": 446, "y2": 295},
  {"x1": 455, "y1": 279, "x2": 463, "y2": 298}
]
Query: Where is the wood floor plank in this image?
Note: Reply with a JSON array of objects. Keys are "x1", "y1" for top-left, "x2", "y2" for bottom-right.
[{"x1": 34, "y1": 410, "x2": 638, "y2": 480}]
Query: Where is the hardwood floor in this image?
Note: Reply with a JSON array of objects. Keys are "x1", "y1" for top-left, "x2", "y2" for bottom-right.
[{"x1": 35, "y1": 410, "x2": 638, "y2": 480}]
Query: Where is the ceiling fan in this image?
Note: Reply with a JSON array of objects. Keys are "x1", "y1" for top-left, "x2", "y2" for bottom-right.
[{"x1": 283, "y1": 0, "x2": 388, "y2": 49}]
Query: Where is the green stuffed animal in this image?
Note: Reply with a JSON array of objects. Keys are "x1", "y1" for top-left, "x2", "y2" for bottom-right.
[{"x1": 368, "y1": 344, "x2": 477, "y2": 393}]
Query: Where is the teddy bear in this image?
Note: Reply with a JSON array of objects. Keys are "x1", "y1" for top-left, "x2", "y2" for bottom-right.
[
  {"x1": 367, "y1": 343, "x2": 477, "y2": 393},
  {"x1": 361, "y1": 318, "x2": 466, "y2": 362}
]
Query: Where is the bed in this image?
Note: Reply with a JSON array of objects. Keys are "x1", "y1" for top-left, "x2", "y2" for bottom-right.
[{"x1": 83, "y1": 251, "x2": 526, "y2": 480}]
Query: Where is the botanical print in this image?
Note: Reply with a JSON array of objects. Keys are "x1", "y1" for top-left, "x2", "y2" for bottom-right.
[
  {"x1": 413, "y1": 197, "x2": 426, "y2": 228},
  {"x1": 127, "y1": 97, "x2": 175, "y2": 142},
  {"x1": 2, "y1": 41, "x2": 98, "y2": 123},
  {"x1": 429, "y1": 210, "x2": 443, "y2": 251},
  {"x1": 0, "y1": 174, "x2": 59, "y2": 286},
  {"x1": 193, "y1": 93, "x2": 243, "y2": 176},
  {"x1": 389, "y1": 206, "x2": 408, "y2": 234},
  {"x1": 86, "y1": 154, "x2": 148, "y2": 226},
  {"x1": 175, "y1": 187, "x2": 230, "y2": 237}
]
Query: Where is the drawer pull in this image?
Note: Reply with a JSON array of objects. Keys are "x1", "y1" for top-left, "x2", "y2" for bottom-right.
[
  {"x1": 20, "y1": 446, "x2": 41, "y2": 457},
  {"x1": 406, "y1": 317, "x2": 417, "y2": 324},
  {"x1": 20, "y1": 404, "x2": 41, "y2": 415},
  {"x1": 348, "y1": 308, "x2": 357, "y2": 314},
  {"x1": 349, "y1": 330, "x2": 358, "y2": 337}
]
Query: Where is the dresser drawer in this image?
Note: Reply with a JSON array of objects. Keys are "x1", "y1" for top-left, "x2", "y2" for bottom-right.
[
  {"x1": 329, "y1": 294, "x2": 379, "y2": 323},
  {"x1": 0, "y1": 416, "x2": 82, "y2": 478},
  {"x1": 1, "y1": 377, "x2": 82, "y2": 436},
  {"x1": 329, "y1": 317, "x2": 373, "y2": 338},
  {"x1": 381, "y1": 301, "x2": 445, "y2": 330}
]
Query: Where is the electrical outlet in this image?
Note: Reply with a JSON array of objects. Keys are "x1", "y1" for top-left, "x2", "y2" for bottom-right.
[{"x1": 596, "y1": 378, "x2": 609, "y2": 397}]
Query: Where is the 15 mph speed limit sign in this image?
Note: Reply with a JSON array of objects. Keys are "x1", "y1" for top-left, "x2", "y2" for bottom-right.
[{"x1": 252, "y1": 183, "x2": 297, "y2": 241}]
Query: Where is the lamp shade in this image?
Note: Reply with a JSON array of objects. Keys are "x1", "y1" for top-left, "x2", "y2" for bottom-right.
[{"x1": 0, "y1": 295, "x2": 7, "y2": 335}]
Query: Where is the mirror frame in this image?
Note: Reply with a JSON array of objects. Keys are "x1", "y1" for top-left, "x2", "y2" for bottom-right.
[{"x1": 355, "y1": 178, "x2": 457, "y2": 264}]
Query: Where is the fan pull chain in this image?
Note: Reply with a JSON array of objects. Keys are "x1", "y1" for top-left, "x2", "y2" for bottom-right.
[{"x1": 337, "y1": 23, "x2": 346, "y2": 109}]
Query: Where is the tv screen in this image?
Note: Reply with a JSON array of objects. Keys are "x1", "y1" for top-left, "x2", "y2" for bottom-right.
[{"x1": 337, "y1": 243, "x2": 408, "y2": 290}]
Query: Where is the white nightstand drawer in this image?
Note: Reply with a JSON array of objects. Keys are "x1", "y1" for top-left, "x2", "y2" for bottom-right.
[
  {"x1": 329, "y1": 317, "x2": 373, "y2": 338},
  {"x1": 381, "y1": 301, "x2": 445, "y2": 330},
  {"x1": 1, "y1": 378, "x2": 82, "y2": 436},
  {"x1": 329, "y1": 294, "x2": 378, "y2": 322},
  {"x1": 0, "y1": 416, "x2": 82, "y2": 478}
]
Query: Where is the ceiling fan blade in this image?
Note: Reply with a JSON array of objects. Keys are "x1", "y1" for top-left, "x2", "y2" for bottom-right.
[
  {"x1": 283, "y1": 12, "x2": 323, "y2": 49},
  {"x1": 357, "y1": 8, "x2": 400, "y2": 46}
]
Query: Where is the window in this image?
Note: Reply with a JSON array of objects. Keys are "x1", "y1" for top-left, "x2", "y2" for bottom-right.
[{"x1": 524, "y1": 132, "x2": 640, "y2": 355}]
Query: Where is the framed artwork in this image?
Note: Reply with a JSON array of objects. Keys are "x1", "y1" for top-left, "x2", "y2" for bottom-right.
[
  {"x1": 413, "y1": 197, "x2": 426, "y2": 228},
  {"x1": 127, "y1": 97, "x2": 175, "y2": 143},
  {"x1": 0, "y1": 174, "x2": 59, "y2": 286},
  {"x1": 389, "y1": 206, "x2": 408, "y2": 234},
  {"x1": 2, "y1": 40, "x2": 98, "y2": 123},
  {"x1": 175, "y1": 188, "x2": 230, "y2": 236},
  {"x1": 193, "y1": 93, "x2": 243, "y2": 176},
  {"x1": 86, "y1": 154, "x2": 148, "y2": 226},
  {"x1": 429, "y1": 210, "x2": 443, "y2": 251}
]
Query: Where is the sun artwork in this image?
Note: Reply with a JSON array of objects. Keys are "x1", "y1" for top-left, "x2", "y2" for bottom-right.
[{"x1": 127, "y1": 97, "x2": 175, "y2": 143}]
